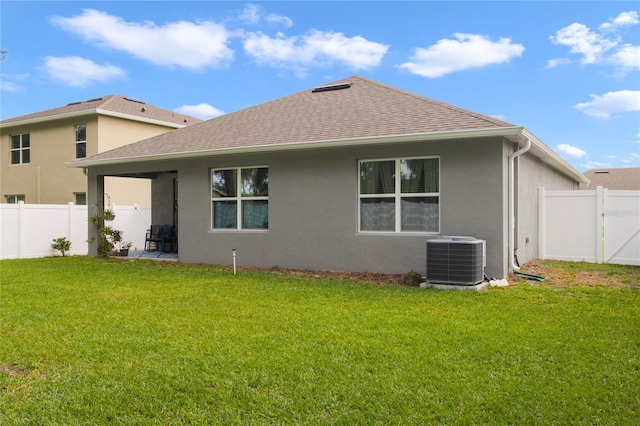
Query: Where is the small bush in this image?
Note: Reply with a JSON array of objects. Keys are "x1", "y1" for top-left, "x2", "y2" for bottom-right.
[
  {"x1": 400, "y1": 270, "x2": 423, "y2": 286},
  {"x1": 51, "y1": 237, "x2": 71, "y2": 257}
]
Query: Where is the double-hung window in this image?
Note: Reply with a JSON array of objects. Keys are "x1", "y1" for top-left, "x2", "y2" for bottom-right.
[
  {"x1": 359, "y1": 157, "x2": 439, "y2": 233},
  {"x1": 10, "y1": 133, "x2": 30, "y2": 165},
  {"x1": 212, "y1": 167, "x2": 269, "y2": 230},
  {"x1": 75, "y1": 124, "x2": 86, "y2": 159}
]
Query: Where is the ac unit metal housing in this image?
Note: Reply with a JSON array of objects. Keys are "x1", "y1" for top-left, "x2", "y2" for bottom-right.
[{"x1": 426, "y1": 236, "x2": 486, "y2": 285}]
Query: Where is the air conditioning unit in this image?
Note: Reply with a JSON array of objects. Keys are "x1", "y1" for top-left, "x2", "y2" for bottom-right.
[{"x1": 426, "y1": 236, "x2": 486, "y2": 285}]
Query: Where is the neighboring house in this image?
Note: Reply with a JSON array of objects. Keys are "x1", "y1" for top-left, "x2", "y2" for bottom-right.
[
  {"x1": 582, "y1": 168, "x2": 640, "y2": 190},
  {"x1": 1, "y1": 95, "x2": 200, "y2": 205},
  {"x1": 69, "y1": 76, "x2": 588, "y2": 279}
]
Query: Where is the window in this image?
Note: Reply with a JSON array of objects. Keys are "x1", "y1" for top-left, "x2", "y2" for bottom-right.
[
  {"x1": 5, "y1": 194, "x2": 25, "y2": 204},
  {"x1": 75, "y1": 192, "x2": 87, "y2": 205},
  {"x1": 10, "y1": 133, "x2": 30, "y2": 164},
  {"x1": 75, "y1": 124, "x2": 86, "y2": 159},
  {"x1": 359, "y1": 157, "x2": 439, "y2": 233},
  {"x1": 212, "y1": 167, "x2": 269, "y2": 230}
]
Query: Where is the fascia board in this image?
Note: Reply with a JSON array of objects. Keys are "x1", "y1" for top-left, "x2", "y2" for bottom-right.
[
  {"x1": 521, "y1": 128, "x2": 589, "y2": 185},
  {"x1": 66, "y1": 126, "x2": 526, "y2": 168},
  {"x1": 1, "y1": 110, "x2": 97, "y2": 129},
  {"x1": 1, "y1": 109, "x2": 187, "y2": 130},
  {"x1": 95, "y1": 109, "x2": 188, "y2": 129}
]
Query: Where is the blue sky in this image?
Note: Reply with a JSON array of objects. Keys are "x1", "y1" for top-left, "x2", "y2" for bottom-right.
[{"x1": 1, "y1": 1, "x2": 639, "y2": 172}]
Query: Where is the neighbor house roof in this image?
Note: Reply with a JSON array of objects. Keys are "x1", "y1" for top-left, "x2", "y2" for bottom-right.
[
  {"x1": 1, "y1": 95, "x2": 201, "y2": 129},
  {"x1": 67, "y1": 76, "x2": 587, "y2": 184},
  {"x1": 582, "y1": 168, "x2": 640, "y2": 190}
]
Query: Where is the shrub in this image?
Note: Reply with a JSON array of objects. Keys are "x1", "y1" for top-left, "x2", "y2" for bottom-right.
[
  {"x1": 51, "y1": 237, "x2": 71, "y2": 257},
  {"x1": 400, "y1": 270, "x2": 423, "y2": 286}
]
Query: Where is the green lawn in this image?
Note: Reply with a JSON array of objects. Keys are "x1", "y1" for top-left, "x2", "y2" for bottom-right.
[{"x1": 1, "y1": 257, "x2": 639, "y2": 425}]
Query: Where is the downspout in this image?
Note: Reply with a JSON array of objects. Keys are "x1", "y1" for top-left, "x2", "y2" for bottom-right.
[{"x1": 508, "y1": 137, "x2": 531, "y2": 272}]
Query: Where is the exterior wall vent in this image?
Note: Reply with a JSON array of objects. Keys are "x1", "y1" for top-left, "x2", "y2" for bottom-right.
[
  {"x1": 312, "y1": 82, "x2": 351, "y2": 93},
  {"x1": 426, "y1": 236, "x2": 486, "y2": 285}
]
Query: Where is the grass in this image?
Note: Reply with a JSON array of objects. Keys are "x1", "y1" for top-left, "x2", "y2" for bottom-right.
[{"x1": 1, "y1": 257, "x2": 639, "y2": 425}]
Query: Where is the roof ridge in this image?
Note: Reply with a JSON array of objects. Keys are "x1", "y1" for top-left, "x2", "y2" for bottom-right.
[{"x1": 96, "y1": 94, "x2": 120, "y2": 108}]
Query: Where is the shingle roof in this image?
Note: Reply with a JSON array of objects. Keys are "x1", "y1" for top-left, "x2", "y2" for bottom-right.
[
  {"x1": 582, "y1": 168, "x2": 640, "y2": 190},
  {"x1": 71, "y1": 76, "x2": 517, "y2": 165},
  {"x1": 1, "y1": 95, "x2": 201, "y2": 127}
]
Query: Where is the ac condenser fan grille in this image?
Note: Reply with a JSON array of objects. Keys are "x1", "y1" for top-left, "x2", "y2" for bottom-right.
[{"x1": 426, "y1": 237, "x2": 485, "y2": 285}]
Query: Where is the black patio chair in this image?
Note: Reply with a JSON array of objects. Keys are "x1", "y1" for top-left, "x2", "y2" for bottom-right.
[{"x1": 145, "y1": 225, "x2": 176, "y2": 252}]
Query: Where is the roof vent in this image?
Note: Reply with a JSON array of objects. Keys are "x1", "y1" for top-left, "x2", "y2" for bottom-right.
[
  {"x1": 124, "y1": 97, "x2": 145, "y2": 104},
  {"x1": 594, "y1": 171, "x2": 609, "y2": 174},
  {"x1": 66, "y1": 101, "x2": 82, "y2": 106},
  {"x1": 85, "y1": 97, "x2": 103, "y2": 103},
  {"x1": 312, "y1": 82, "x2": 351, "y2": 93}
]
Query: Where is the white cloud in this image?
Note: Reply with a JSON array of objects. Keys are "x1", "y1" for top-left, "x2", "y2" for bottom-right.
[
  {"x1": 550, "y1": 23, "x2": 617, "y2": 65},
  {"x1": 599, "y1": 11, "x2": 639, "y2": 31},
  {"x1": 397, "y1": 33, "x2": 524, "y2": 78},
  {"x1": 574, "y1": 90, "x2": 640, "y2": 119},
  {"x1": 239, "y1": 4, "x2": 292, "y2": 28},
  {"x1": 556, "y1": 144, "x2": 587, "y2": 159},
  {"x1": 0, "y1": 80, "x2": 24, "y2": 92},
  {"x1": 174, "y1": 103, "x2": 225, "y2": 120},
  {"x1": 51, "y1": 9, "x2": 233, "y2": 71},
  {"x1": 545, "y1": 57, "x2": 570, "y2": 69},
  {"x1": 550, "y1": 11, "x2": 638, "y2": 72},
  {"x1": 623, "y1": 152, "x2": 640, "y2": 164},
  {"x1": 239, "y1": 4, "x2": 262, "y2": 25},
  {"x1": 243, "y1": 30, "x2": 388, "y2": 77},
  {"x1": 583, "y1": 160, "x2": 612, "y2": 169},
  {"x1": 609, "y1": 44, "x2": 640, "y2": 70},
  {"x1": 267, "y1": 14, "x2": 293, "y2": 28},
  {"x1": 42, "y1": 56, "x2": 126, "y2": 88}
]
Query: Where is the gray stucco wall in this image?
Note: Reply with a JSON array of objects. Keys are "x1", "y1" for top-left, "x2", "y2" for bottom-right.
[
  {"x1": 516, "y1": 153, "x2": 579, "y2": 265},
  {"x1": 90, "y1": 136, "x2": 580, "y2": 279},
  {"x1": 173, "y1": 137, "x2": 508, "y2": 278},
  {"x1": 152, "y1": 172, "x2": 177, "y2": 226}
]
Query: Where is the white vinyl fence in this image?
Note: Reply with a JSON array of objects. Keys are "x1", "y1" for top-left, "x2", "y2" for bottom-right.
[
  {"x1": 0, "y1": 202, "x2": 151, "y2": 259},
  {"x1": 539, "y1": 187, "x2": 640, "y2": 265}
]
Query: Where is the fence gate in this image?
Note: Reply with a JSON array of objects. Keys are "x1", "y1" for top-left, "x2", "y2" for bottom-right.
[{"x1": 539, "y1": 187, "x2": 640, "y2": 266}]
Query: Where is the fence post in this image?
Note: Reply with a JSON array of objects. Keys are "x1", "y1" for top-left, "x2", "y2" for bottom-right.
[
  {"x1": 67, "y1": 202, "x2": 74, "y2": 255},
  {"x1": 538, "y1": 187, "x2": 545, "y2": 259},
  {"x1": 596, "y1": 186, "x2": 604, "y2": 264},
  {"x1": 18, "y1": 201, "x2": 25, "y2": 258}
]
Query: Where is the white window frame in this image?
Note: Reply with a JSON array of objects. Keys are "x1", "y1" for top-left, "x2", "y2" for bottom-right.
[
  {"x1": 211, "y1": 166, "x2": 269, "y2": 231},
  {"x1": 358, "y1": 156, "x2": 440, "y2": 234},
  {"x1": 10, "y1": 133, "x2": 30, "y2": 165}
]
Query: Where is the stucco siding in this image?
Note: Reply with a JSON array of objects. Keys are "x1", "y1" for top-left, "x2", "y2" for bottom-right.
[
  {"x1": 516, "y1": 151, "x2": 579, "y2": 264},
  {"x1": 1, "y1": 117, "x2": 96, "y2": 204},
  {"x1": 1, "y1": 114, "x2": 180, "y2": 205},
  {"x1": 169, "y1": 137, "x2": 508, "y2": 278}
]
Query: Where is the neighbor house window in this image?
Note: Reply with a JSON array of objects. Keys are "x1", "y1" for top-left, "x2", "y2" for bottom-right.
[
  {"x1": 5, "y1": 194, "x2": 25, "y2": 204},
  {"x1": 10, "y1": 133, "x2": 30, "y2": 165},
  {"x1": 359, "y1": 157, "x2": 439, "y2": 233},
  {"x1": 75, "y1": 192, "x2": 86, "y2": 205},
  {"x1": 212, "y1": 167, "x2": 269, "y2": 230},
  {"x1": 75, "y1": 124, "x2": 86, "y2": 159}
]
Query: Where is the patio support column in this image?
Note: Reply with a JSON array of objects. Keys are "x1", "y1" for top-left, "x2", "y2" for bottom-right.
[{"x1": 87, "y1": 169, "x2": 105, "y2": 257}]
